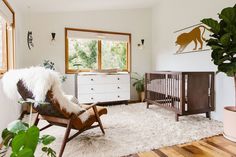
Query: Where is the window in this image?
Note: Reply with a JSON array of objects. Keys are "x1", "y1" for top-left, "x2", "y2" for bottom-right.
[
  {"x1": 0, "y1": 0, "x2": 15, "y2": 76},
  {"x1": 65, "y1": 28, "x2": 131, "y2": 73}
]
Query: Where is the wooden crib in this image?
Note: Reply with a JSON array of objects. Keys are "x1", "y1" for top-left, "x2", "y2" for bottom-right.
[{"x1": 145, "y1": 71, "x2": 215, "y2": 121}]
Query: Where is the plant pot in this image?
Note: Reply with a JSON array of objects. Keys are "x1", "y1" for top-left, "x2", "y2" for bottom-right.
[
  {"x1": 223, "y1": 106, "x2": 236, "y2": 142},
  {"x1": 139, "y1": 92, "x2": 145, "y2": 102}
]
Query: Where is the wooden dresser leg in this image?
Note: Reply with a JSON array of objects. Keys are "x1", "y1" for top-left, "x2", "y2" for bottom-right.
[
  {"x1": 147, "y1": 102, "x2": 150, "y2": 109},
  {"x1": 206, "y1": 112, "x2": 211, "y2": 120},
  {"x1": 175, "y1": 114, "x2": 179, "y2": 122}
]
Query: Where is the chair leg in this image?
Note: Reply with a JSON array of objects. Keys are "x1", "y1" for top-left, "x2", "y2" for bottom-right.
[
  {"x1": 58, "y1": 119, "x2": 72, "y2": 157},
  {"x1": 34, "y1": 113, "x2": 40, "y2": 126},
  {"x1": 92, "y1": 106, "x2": 105, "y2": 134},
  {"x1": 18, "y1": 111, "x2": 28, "y2": 120}
]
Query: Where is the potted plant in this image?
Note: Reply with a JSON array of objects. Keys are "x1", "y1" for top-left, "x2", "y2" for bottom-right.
[
  {"x1": 201, "y1": 4, "x2": 236, "y2": 142},
  {"x1": 132, "y1": 73, "x2": 145, "y2": 102},
  {"x1": 0, "y1": 100, "x2": 56, "y2": 157},
  {"x1": 1, "y1": 121, "x2": 56, "y2": 157}
]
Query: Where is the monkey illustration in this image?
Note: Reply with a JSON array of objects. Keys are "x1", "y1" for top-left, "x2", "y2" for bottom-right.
[{"x1": 175, "y1": 25, "x2": 207, "y2": 53}]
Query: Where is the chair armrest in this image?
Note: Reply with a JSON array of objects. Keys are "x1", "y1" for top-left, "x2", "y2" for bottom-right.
[
  {"x1": 77, "y1": 102, "x2": 99, "y2": 116},
  {"x1": 82, "y1": 102, "x2": 99, "y2": 110}
]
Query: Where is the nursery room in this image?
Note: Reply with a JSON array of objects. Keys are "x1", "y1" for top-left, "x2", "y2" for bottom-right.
[{"x1": 1, "y1": 0, "x2": 236, "y2": 156}]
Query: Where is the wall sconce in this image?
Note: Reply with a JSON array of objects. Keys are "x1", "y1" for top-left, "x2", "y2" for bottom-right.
[
  {"x1": 138, "y1": 39, "x2": 144, "y2": 49},
  {"x1": 51, "y1": 32, "x2": 56, "y2": 41}
]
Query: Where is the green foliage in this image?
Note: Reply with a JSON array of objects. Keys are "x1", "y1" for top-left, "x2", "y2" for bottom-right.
[
  {"x1": 201, "y1": 4, "x2": 236, "y2": 77},
  {"x1": 11, "y1": 126, "x2": 39, "y2": 157},
  {"x1": 102, "y1": 41, "x2": 127, "y2": 70},
  {"x1": 131, "y1": 72, "x2": 144, "y2": 93},
  {"x1": 68, "y1": 39, "x2": 127, "y2": 70},
  {"x1": 1, "y1": 120, "x2": 56, "y2": 157},
  {"x1": 40, "y1": 135, "x2": 56, "y2": 145},
  {"x1": 69, "y1": 40, "x2": 98, "y2": 70},
  {"x1": 42, "y1": 60, "x2": 67, "y2": 82},
  {"x1": 42, "y1": 60, "x2": 55, "y2": 70},
  {"x1": 1, "y1": 128, "x2": 15, "y2": 146}
]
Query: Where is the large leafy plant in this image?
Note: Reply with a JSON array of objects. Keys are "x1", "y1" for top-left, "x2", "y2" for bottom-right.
[
  {"x1": 1, "y1": 120, "x2": 56, "y2": 157},
  {"x1": 201, "y1": 4, "x2": 236, "y2": 107},
  {"x1": 131, "y1": 72, "x2": 144, "y2": 93}
]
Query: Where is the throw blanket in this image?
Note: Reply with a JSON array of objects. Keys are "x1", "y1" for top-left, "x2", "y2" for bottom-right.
[{"x1": 2, "y1": 67, "x2": 89, "y2": 122}]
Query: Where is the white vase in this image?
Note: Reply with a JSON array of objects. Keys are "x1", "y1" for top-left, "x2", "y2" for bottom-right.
[{"x1": 223, "y1": 106, "x2": 236, "y2": 142}]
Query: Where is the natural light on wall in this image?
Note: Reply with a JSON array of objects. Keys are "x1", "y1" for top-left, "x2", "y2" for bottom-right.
[
  {"x1": 65, "y1": 28, "x2": 131, "y2": 73},
  {"x1": 0, "y1": 0, "x2": 14, "y2": 75}
]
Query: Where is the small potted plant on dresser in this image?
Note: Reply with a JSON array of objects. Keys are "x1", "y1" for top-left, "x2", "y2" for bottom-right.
[
  {"x1": 201, "y1": 4, "x2": 236, "y2": 142},
  {"x1": 132, "y1": 73, "x2": 145, "y2": 102}
]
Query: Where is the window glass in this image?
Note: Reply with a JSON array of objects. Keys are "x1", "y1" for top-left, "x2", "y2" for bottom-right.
[
  {"x1": 101, "y1": 40, "x2": 127, "y2": 70},
  {"x1": 65, "y1": 29, "x2": 131, "y2": 73},
  {"x1": 0, "y1": 16, "x2": 6, "y2": 69},
  {"x1": 68, "y1": 38, "x2": 98, "y2": 70}
]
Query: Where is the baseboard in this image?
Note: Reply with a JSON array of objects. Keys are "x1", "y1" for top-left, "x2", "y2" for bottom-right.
[{"x1": 223, "y1": 132, "x2": 236, "y2": 142}]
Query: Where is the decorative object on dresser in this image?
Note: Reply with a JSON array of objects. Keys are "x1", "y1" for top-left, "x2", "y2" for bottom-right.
[
  {"x1": 77, "y1": 72, "x2": 130, "y2": 104},
  {"x1": 145, "y1": 71, "x2": 215, "y2": 121}
]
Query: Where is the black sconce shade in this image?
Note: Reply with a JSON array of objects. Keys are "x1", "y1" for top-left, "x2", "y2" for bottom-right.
[
  {"x1": 138, "y1": 39, "x2": 145, "y2": 48},
  {"x1": 51, "y1": 32, "x2": 56, "y2": 41}
]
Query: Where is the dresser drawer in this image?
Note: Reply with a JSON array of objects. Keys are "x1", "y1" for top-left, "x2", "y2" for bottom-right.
[
  {"x1": 78, "y1": 74, "x2": 130, "y2": 85},
  {"x1": 78, "y1": 83, "x2": 130, "y2": 94},
  {"x1": 78, "y1": 92, "x2": 130, "y2": 103}
]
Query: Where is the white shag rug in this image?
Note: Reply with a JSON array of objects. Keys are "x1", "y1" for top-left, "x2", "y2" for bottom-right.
[{"x1": 35, "y1": 103, "x2": 223, "y2": 157}]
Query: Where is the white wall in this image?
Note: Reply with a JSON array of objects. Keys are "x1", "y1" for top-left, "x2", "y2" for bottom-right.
[
  {"x1": 0, "y1": 0, "x2": 25, "y2": 132},
  {"x1": 19, "y1": 9, "x2": 152, "y2": 99},
  {"x1": 152, "y1": 0, "x2": 236, "y2": 121}
]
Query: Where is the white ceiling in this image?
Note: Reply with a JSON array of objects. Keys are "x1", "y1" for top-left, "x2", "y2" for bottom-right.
[{"x1": 12, "y1": 0, "x2": 158, "y2": 13}]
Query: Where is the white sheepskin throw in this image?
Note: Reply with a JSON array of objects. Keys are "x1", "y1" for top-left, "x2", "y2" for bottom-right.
[{"x1": 2, "y1": 66, "x2": 89, "y2": 122}]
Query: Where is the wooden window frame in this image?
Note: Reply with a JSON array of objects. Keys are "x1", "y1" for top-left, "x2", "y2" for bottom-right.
[
  {"x1": 0, "y1": 0, "x2": 15, "y2": 77},
  {"x1": 65, "y1": 28, "x2": 131, "y2": 74},
  {"x1": 0, "y1": 21, "x2": 7, "y2": 74}
]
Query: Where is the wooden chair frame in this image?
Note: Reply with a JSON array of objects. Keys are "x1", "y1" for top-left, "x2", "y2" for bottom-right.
[
  {"x1": 33, "y1": 103, "x2": 105, "y2": 157},
  {"x1": 16, "y1": 80, "x2": 106, "y2": 157}
]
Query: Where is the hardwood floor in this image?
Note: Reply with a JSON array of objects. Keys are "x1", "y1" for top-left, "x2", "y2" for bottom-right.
[{"x1": 123, "y1": 135, "x2": 236, "y2": 157}]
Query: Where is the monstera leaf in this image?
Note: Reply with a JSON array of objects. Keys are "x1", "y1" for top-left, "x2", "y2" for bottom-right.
[{"x1": 1, "y1": 120, "x2": 56, "y2": 157}]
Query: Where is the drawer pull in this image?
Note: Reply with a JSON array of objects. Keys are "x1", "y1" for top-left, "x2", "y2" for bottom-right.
[
  {"x1": 117, "y1": 78, "x2": 120, "y2": 80},
  {"x1": 91, "y1": 88, "x2": 94, "y2": 90},
  {"x1": 117, "y1": 86, "x2": 120, "y2": 89},
  {"x1": 91, "y1": 97, "x2": 94, "y2": 100},
  {"x1": 91, "y1": 78, "x2": 94, "y2": 81},
  {"x1": 118, "y1": 95, "x2": 120, "y2": 98}
]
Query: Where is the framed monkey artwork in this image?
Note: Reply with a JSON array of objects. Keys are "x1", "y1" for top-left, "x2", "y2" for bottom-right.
[{"x1": 174, "y1": 23, "x2": 211, "y2": 54}]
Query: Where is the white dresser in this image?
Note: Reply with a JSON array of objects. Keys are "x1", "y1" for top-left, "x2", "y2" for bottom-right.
[{"x1": 77, "y1": 73, "x2": 130, "y2": 104}]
